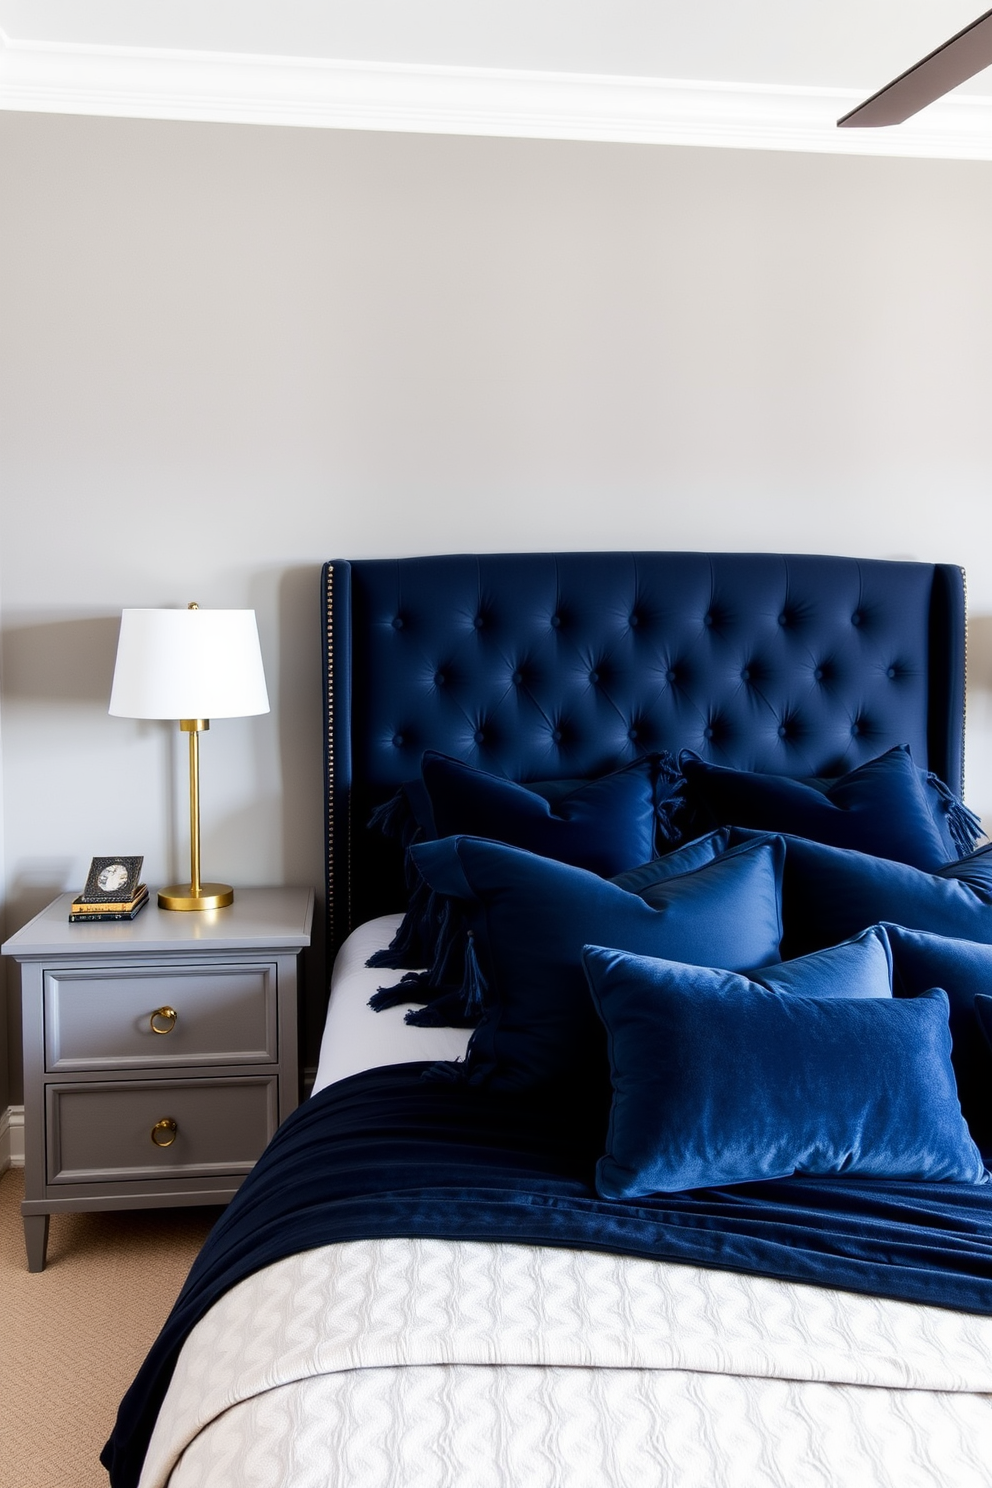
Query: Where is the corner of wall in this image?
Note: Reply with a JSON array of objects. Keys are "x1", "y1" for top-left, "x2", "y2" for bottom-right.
[{"x1": 0, "y1": 1104, "x2": 24, "y2": 1170}]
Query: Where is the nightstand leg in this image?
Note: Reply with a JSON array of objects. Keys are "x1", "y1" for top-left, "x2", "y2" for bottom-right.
[{"x1": 23, "y1": 1212, "x2": 50, "y2": 1272}]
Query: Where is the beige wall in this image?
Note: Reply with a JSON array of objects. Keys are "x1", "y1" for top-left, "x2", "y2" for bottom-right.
[{"x1": 3, "y1": 111, "x2": 992, "y2": 1103}]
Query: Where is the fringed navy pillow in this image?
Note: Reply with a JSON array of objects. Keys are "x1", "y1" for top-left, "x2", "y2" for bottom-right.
[
  {"x1": 366, "y1": 751, "x2": 686, "y2": 1024},
  {"x1": 582, "y1": 945, "x2": 987, "y2": 1198},
  {"x1": 680, "y1": 744, "x2": 980, "y2": 872},
  {"x1": 410, "y1": 833, "x2": 784, "y2": 1090}
]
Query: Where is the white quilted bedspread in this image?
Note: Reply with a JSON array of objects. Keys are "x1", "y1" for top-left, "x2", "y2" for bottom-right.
[{"x1": 141, "y1": 1237, "x2": 992, "y2": 1488}]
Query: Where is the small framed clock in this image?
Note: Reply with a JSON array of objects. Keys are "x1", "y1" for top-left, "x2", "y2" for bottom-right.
[{"x1": 78, "y1": 856, "x2": 144, "y2": 904}]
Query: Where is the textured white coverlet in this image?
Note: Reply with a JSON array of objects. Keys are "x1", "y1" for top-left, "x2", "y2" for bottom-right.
[{"x1": 141, "y1": 1237, "x2": 992, "y2": 1488}]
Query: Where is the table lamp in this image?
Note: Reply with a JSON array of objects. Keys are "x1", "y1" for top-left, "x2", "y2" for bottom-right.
[{"x1": 109, "y1": 604, "x2": 270, "y2": 910}]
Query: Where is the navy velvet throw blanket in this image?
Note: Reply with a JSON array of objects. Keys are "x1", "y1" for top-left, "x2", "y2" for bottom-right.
[{"x1": 104, "y1": 1063, "x2": 992, "y2": 1488}]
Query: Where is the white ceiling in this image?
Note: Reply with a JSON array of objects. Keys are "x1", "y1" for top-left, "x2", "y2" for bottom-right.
[{"x1": 3, "y1": 1, "x2": 992, "y2": 157}]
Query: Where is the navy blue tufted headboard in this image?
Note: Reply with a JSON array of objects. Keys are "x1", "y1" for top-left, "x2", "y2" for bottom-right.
[{"x1": 322, "y1": 552, "x2": 965, "y2": 950}]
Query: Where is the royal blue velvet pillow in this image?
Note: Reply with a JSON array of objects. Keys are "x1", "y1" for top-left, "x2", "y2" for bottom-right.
[
  {"x1": 680, "y1": 745, "x2": 962, "y2": 871},
  {"x1": 882, "y1": 924, "x2": 992, "y2": 1157},
  {"x1": 753, "y1": 924, "x2": 894, "y2": 1000},
  {"x1": 410, "y1": 833, "x2": 784, "y2": 1091},
  {"x1": 611, "y1": 828, "x2": 733, "y2": 896},
  {"x1": 582, "y1": 945, "x2": 987, "y2": 1197}
]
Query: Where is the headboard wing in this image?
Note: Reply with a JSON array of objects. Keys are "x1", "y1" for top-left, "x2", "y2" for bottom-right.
[{"x1": 323, "y1": 552, "x2": 965, "y2": 949}]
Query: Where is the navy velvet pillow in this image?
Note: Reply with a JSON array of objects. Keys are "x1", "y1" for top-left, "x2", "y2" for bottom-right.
[
  {"x1": 367, "y1": 752, "x2": 682, "y2": 981},
  {"x1": 743, "y1": 832, "x2": 992, "y2": 960},
  {"x1": 611, "y1": 828, "x2": 733, "y2": 896},
  {"x1": 680, "y1": 745, "x2": 960, "y2": 871},
  {"x1": 975, "y1": 996, "x2": 992, "y2": 1056},
  {"x1": 410, "y1": 833, "x2": 784, "y2": 1091},
  {"x1": 582, "y1": 945, "x2": 987, "y2": 1197},
  {"x1": 882, "y1": 924, "x2": 992, "y2": 1156},
  {"x1": 752, "y1": 924, "x2": 894, "y2": 1000},
  {"x1": 420, "y1": 751, "x2": 671, "y2": 877}
]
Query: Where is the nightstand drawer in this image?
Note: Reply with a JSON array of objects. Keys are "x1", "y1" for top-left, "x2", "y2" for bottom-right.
[
  {"x1": 44, "y1": 963, "x2": 278, "y2": 1071},
  {"x1": 46, "y1": 1077, "x2": 278, "y2": 1183}
]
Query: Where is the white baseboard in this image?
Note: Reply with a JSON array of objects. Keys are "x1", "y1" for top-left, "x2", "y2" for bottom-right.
[{"x1": 0, "y1": 1105, "x2": 25, "y2": 1170}]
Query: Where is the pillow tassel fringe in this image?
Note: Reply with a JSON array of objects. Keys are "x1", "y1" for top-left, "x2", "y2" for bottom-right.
[
  {"x1": 927, "y1": 773, "x2": 985, "y2": 857},
  {"x1": 365, "y1": 875, "x2": 436, "y2": 970},
  {"x1": 368, "y1": 971, "x2": 430, "y2": 1012}
]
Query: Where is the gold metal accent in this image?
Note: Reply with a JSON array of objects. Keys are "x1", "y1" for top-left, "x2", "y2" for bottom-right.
[
  {"x1": 150, "y1": 1006, "x2": 178, "y2": 1035},
  {"x1": 158, "y1": 883, "x2": 233, "y2": 911},
  {"x1": 158, "y1": 713, "x2": 234, "y2": 911},
  {"x1": 150, "y1": 1118, "x2": 178, "y2": 1148}
]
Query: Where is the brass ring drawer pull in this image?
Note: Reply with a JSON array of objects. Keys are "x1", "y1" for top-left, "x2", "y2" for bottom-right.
[
  {"x1": 150, "y1": 1006, "x2": 178, "y2": 1035},
  {"x1": 150, "y1": 1118, "x2": 178, "y2": 1148}
]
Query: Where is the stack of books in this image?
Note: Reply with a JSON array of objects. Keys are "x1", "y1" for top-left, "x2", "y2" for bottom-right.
[{"x1": 68, "y1": 885, "x2": 149, "y2": 923}]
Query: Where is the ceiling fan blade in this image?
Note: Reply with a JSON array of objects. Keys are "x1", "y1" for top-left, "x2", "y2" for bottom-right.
[{"x1": 838, "y1": 7, "x2": 992, "y2": 127}]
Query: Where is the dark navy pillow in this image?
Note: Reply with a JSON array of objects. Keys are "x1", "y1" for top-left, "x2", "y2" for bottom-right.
[
  {"x1": 582, "y1": 945, "x2": 986, "y2": 1198},
  {"x1": 680, "y1": 745, "x2": 961, "y2": 871},
  {"x1": 421, "y1": 751, "x2": 672, "y2": 877},
  {"x1": 748, "y1": 832, "x2": 992, "y2": 959},
  {"x1": 975, "y1": 996, "x2": 992, "y2": 1056},
  {"x1": 367, "y1": 752, "x2": 682, "y2": 980},
  {"x1": 882, "y1": 925, "x2": 992, "y2": 1157},
  {"x1": 410, "y1": 833, "x2": 784, "y2": 1091}
]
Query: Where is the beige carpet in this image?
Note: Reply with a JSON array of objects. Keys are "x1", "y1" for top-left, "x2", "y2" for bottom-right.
[{"x1": 0, "y1": 1167, "x2": 221, "y2": 1488}]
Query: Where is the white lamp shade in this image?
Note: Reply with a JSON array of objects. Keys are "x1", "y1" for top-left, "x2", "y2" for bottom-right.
[{"x1": 109, "y1": 608, "x2": 270, "y2": 720}]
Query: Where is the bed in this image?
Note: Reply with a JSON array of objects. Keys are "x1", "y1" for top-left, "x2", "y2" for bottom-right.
[{"x1": 104, "y1": 551, "x2": 992, "y2": 1488}]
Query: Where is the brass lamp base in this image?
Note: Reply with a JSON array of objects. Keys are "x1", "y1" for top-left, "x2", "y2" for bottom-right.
[{"x1": 158, "y1": 882, "x2": 234, "y2": 912}]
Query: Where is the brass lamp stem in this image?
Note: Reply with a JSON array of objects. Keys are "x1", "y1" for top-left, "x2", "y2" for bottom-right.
[
  {"x1": 186, "y1": 719, "x2": 204, "y2": 900},
  {"x1": 157, "y1": 717, "x2": 234, "y2": 911}
]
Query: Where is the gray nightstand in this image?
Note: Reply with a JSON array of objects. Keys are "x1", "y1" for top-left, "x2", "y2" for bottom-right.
[{"x1": 3, "y1": 886, "x2": 313, "y2": 1271}]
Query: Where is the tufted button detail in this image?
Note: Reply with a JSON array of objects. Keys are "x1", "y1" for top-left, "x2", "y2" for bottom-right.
[
  {"x1": 851, "y1": 722, "x2": 861, "y2": 736},
  {"x1": 434, "y1": 671, "x2": 446, "y2": 686},
  {"x1": 628, "y1": 727, "x2": 639, "y2": 741},
  {"x1": 512, "y1": 671, "x2": 523, "y2": 685},
  {"x1": 392, "y1": 733, "x2": 404, "y2": 747},
  {"x1": 703, "y1": 613, "x2": 714, "y2": 628},
  {"x1": 665, "y1": 669, "x2": 677, "y2": 683},
  {"x1": 552, "y1": 728, "x2": 563, "y2": 743},
  {"x1": 550, "y1": 614, "x2": 562, "y2": 629},
  {"x1": 778, "y1": 724, "x2": 788, "y2": 738},
  {"x1": 473, "y1": 614, "x2": 485, "y2": 630},
  {"x1": 629, "y1": 613, "x2": 640, "y2": 628},
  {"x1": 778, "y1": 613, "x2": 789, "y2": 627},
  {"x1": 741, "y1": 667, "x2": 751, "y2": 682},
  {"x1": 704, "y1": 726, "x2": 715, "y2": 740},
  {"x1": 813, "y1": 666, "x2": 824, "y2": 681},
  {"x1": 392, "y1": 616, "x2": 404, "y2": 630},
  {"x1": 886, "y1": 666, "x2": 897, "y2": 679},
  {"x1": 589, "y1": 671, "x2": 599, "y2": 684},
  {"x1": 851, "y1": 611, "x2": 862, "y2": 627},
  {"x1": 474, "y1": 730, "x2": 485, "y2": 744}
]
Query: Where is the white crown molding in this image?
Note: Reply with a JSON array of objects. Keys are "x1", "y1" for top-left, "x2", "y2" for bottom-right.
[
  {"x1": 0, "y1": 1104, "x2": 25, "y2": 1170},
  {"x1": 2, "y1": 28, "x2": 992, "y2": 160}
]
